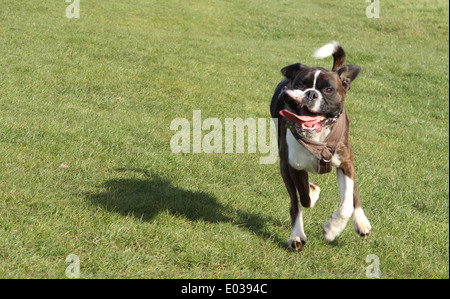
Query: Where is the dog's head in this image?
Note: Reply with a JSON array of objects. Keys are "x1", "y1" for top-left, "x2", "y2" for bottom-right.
[{"x1": 279, "y1": 42, "x2": 361, "y2": 137}]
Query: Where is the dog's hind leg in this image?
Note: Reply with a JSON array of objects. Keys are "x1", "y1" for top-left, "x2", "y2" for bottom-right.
[
  {"x1": 308, "y1": 182, "x2": 321, "y2": 208},
  {"x1": 289, "y1": 167, "x2": 320, "y2": 208}
]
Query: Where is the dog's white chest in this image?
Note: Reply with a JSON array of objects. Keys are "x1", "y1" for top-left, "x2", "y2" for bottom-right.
[
  {"x1": 286, "y1": 130, "x2": 320, "y2": 174},
  {"x1": 286, "y1": 130, "x2": 341, "y2": 173}
]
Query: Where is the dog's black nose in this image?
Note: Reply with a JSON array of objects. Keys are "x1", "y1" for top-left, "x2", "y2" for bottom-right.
[{"x1": 305, "y1": 90, "x2": 319, "y2": 100}]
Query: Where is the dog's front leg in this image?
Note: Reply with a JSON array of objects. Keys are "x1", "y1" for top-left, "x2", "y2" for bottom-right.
[
  {"x1": 323, "y1": 167, "x2": 355, "y2": 242},
  {"x1": 280, "y1": 160, "x2": 307, "y2": 250}
]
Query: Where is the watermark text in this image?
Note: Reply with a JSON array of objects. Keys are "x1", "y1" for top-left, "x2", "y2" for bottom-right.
[
  {"x1": 366, "y1": 0, "x2": 380, "y2": 18},
  {"x1": 65, "y1": 254, "x2": 80, "y2": 278},
  {"x1": 365, "y1": 254, "x2": 381, "y2": 278},
  {"x1": 66, "y1": 0, "x2": 80, "y2": 19},
  {"x1": 170, "y1": 110, "x2": 278, "y2": 165}
]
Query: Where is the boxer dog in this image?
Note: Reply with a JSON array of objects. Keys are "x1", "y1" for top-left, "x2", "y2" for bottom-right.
[{"x1": 270, "y1": 42, "x2": 371, "y2": 250}]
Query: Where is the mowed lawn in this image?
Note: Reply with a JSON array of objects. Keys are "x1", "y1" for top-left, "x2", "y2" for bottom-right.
[{"x1": 0, "y1": 0, "x2": 448, "y2": 278}]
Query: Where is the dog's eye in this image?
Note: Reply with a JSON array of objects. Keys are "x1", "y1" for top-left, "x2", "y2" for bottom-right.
[{"x1": 325, "y1": 87, "x2": 334, "y2": 93}]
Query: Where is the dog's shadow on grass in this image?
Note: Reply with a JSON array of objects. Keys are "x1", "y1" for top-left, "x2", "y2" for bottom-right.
[{"x1": 87, "y1": 168, "x2": 286, "y2": 249}]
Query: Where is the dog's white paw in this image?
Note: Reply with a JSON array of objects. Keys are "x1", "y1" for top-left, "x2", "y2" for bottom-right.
[
  {"x1": 353, "y1": 208, "x2": 371, "y2": 237},
  {"x1": 323, "y1": 212, "x2": 350, "y2": 242},
  {"x1": 288, "y1": 236, "x2": 306, "y2": 251}
]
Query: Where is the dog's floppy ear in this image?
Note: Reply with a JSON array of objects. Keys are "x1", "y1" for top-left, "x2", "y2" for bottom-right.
[
  {"x1": 335, "y1": 64, "x2": 361, "y2": 91},
  {"x1": 281, "y1": 63, "x2": 309, "y2": 80}
]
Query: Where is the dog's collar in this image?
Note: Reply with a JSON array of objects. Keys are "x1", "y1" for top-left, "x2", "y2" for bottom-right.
[{"x1": 284, "y1": 107, "x2": 347, "y2": 174}]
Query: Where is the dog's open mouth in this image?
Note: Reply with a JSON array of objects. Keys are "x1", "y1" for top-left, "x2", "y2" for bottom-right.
[
  {"x1": 280, "y1": 108, "x2": 325, "y2": 132},
  {"x1": 279, "y1": 106, "x2": 332, "y2": 135}
]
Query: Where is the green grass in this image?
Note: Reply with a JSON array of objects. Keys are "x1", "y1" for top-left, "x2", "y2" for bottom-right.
[{"x1": 0, "y1": 0, "x2": 448, "y2": 278}]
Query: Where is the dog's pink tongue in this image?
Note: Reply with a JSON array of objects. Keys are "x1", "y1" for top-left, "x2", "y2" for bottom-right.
[{"x1": 279, "y1": 109, "x2": 323, "y2": 127}]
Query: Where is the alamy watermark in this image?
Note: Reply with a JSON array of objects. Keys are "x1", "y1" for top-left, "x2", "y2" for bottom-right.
[
  {"x1": 65, "y1": 254, "x2": 80, "y2": 278},
  {"x1": 66, "y1": 0, "x2": 80, "y2": 19},
  {"x1": 65, "y1": 0, "x2": 380, "y2": 20},
  {"x1": 365, "y1": 254, "x2": 381, "y2": 278},
  {"x1": 366, "y1": 0, "x2": 380, "y2": 18},
  {"x1": 170, "y1": 110, "x2": 278, "y2": 165}
]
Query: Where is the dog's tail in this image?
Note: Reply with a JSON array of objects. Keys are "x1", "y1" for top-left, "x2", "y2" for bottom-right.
[{"x1": 313, "y1": 41, "x2": 346, "y2": 71}]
